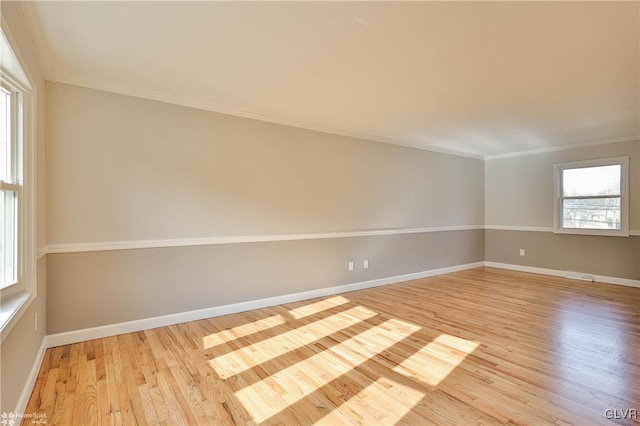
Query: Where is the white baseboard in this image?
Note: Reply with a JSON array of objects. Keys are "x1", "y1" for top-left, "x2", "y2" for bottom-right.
[
  {"x1": 45, "y1": 261, "x2": 484, "y2": 348},
  {"x1": 15, "y1": 261, "x2": 480, "y2": 414},
  {"x1": 484, "y1": 262, "x2": 565, "y2": 278},
  {"x1": 16, "y1": 259, "x2": 638, "y2": 414},
  {"x1": 13, "y1": 338, "x2": 47, "y2": 415},
  {"x1": 592, "y1": 275, "x2": 640, "y2": 288},
  {"x1": 485, "y1": 262, "x2": 640, "y2": 288}
]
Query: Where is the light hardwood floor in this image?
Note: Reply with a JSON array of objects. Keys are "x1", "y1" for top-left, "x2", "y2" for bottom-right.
[{"x1": 24, "y1": 268, "x2": 640, "y2": 425}]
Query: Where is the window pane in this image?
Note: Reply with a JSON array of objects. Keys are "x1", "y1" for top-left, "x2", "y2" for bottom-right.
[
  {"x1": 562, "y1": 197, "x2": 621, "y2": 229},
  {"x1": 0, "y1": 88, "x2": 8, "y2": 182},
  {"x1": 0, "y1": 189, "x2": 17, "y2": 287},
  {"x1": 562, "y1": 165, "x2": 621, "y2": 197}
]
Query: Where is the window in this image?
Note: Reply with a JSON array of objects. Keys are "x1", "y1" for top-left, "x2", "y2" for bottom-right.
[
  {"x1": 554, "y1": 157, "x2": 629, "y2": 236},
  {"x1": 0, "y1": 23, "x2": 36, "y2": 338},
  {"x1": 0, "y1": 84, "x2": 20, "y2": 289}
]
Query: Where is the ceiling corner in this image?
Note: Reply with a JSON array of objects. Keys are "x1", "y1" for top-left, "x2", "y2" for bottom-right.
[{"x1": 15, "y1": 1, "x2": 56, "y2": 80}]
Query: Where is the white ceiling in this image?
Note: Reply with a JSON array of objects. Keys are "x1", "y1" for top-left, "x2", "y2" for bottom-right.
[{"x1": 17, "y1": 1, "x2": 640, "y2": 157}]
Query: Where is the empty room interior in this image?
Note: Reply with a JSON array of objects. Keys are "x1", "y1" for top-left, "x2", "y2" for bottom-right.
[{"x1": 0, "y1": 1, "x2": 639, "y2": 425}]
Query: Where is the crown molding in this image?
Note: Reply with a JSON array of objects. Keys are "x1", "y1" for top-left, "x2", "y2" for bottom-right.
[
  {"x1": 12, "y1": 2, "x2": 639, "y2": 161},
  {"x1": 46, "y1": 72, "x2": 640, "y2": 162},
  {"x1": 14, "y1": 1, "x2": 56, "y2": 80},
  {"x1": 484, "y1": 136, "x2": 640, "y2": 160},
  {"x1": 48, "y1": 71, "x2": 486, "y2": 160}
]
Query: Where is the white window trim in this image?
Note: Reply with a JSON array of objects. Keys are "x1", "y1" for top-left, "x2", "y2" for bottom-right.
[
  {"x1": 0, "y1": 18, "x2": 37, "y2": 343},
  {"x1": 553, "y1": 156, "x2": 629, "y2": 237}
]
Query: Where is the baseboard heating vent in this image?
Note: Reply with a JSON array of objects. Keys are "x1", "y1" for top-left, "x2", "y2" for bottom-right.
[{"x1": 565, "y1": 271, "x2": 594, "y2": 282}]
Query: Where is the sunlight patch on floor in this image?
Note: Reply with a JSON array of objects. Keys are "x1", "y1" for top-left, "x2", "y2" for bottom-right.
[
  {"x1": 392, "y1": 333, "x2": 479, "y2": 386},
  {"x1": 208, "y1": 306, "x2": 377, "y2": 379},
  {"x1": 288, "y1": 296, "x2": 350, "y2": 319},
  {"x1": 202, "y1": 314, "x2": 285, "y2": 349},
  {"x1": 233, "y1": 318, "x2": 420, "y2": 423},
  {"x1": 314, "y1": 377, "x2": 425, "y2": 425}
]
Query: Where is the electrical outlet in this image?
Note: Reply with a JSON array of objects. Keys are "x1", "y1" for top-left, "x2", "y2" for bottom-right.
[
  {"x1": 519, "y1": 249, "x2": 525, "y2": 256},
  {"x1": 363, "y1": 259, "x2": 369, "y2": 269},
  {"x1": 348, "y1": 261, "x2": 354, "y2": 271}
]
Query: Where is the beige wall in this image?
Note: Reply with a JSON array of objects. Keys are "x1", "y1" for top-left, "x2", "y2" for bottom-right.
[
  {"x1": 47, "y1": 230, "x2": 484, "y2": 333},
  {"x1": 486, "y1": 230, "x2": 639, "y2": 280},
  {"x1": 485, "y1": 140, "x2": 640, "y2": 275},
  {"x1": 485, "y1": 139, "x2": 639, "y2": 229},
  {"x1": 46, "y1": 82, "x2": 484, "y2": 244},
  {"x1": 0, "y1": 1, "x2": 47, "y2": 414},
  {"x1": 44, "y1": 82, "x2": 486, "y2": 333},
  {"x1": 1, "y1": 259, "x2": 47, "y2": 414},
  {"x1": 44, "y1": 83, "x2": 640, "y2": 338}
]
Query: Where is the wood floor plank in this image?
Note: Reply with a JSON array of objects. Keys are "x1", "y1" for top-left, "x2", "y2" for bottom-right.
[{"x1": 22, "y1": 268, "x2": 640, "y2": 425}]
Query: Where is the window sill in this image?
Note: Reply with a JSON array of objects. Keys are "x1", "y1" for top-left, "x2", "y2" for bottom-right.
[
  {"x1": 0, "y1": 290, "x2": 33, "y2": 344},
  {"x1": 553, "y1": 228, "x2": 629, "y2": 237}
]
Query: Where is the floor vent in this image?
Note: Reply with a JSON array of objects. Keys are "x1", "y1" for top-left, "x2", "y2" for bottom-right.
[{"x1": 565, "y1": 271, "x2": 594, "y2": 282}]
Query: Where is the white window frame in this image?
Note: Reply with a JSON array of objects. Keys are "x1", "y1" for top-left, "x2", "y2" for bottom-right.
[
  {"x1": 0, "y1": 20, "x2": 37, "y2": 341},
  {"x1": 553, "y1": 156, "x2": 629, "y2": 237},
  {"x1": 1, "y1": 77, "x2": 24, "y2": 292}
]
